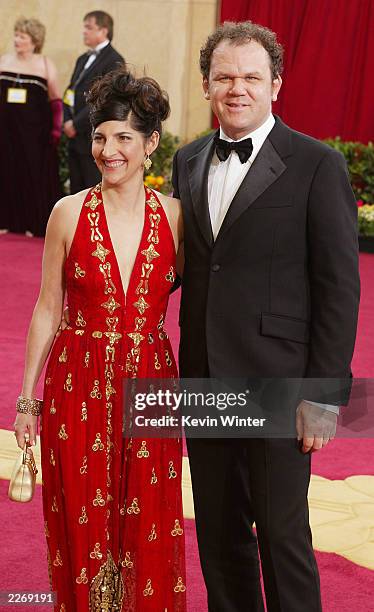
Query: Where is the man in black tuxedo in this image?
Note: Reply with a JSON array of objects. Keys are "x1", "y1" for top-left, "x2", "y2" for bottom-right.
[
  {"x1": 172, "y1": 21, "x2": 360, "y2": 612},
  {"x1": 63, "y1": 10, "x2": 124, "y2": 193}
]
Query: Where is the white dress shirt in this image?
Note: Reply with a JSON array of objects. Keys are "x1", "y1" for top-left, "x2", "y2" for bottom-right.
[
  {"x1": 208, "y1": 113, "x2": 339, "y2": 415},
  {"x1": 208, "y1": 113, "x2": 275, "y2": 239},
  {"x1": 84, "y1": 39, "x2": 110, "y2": 70}
]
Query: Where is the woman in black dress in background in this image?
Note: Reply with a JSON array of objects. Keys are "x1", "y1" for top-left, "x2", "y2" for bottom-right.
[{"x1": 0, "y1": 17, "x2": 62, "y2": 237}]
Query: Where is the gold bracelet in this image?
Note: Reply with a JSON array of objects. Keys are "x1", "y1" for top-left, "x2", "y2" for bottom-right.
[{"x1": 16, "y1": 396, "x2": 43, "y2": 416}]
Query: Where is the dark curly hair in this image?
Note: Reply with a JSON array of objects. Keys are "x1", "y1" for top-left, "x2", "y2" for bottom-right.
[
  {"x1": 87, "y1": 68, "x2": 170, "y2": 138},
  {"x1": 200, "y1": 21, "x2": 284, "y2": 81}
]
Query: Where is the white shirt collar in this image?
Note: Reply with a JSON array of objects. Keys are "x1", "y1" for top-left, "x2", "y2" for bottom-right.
[
  {"x1": 90, "y1": 39, "x2": 110, "y2": 53},
  {"x1": 219, "y1": 113, "x2": 275, "y2": 145}
]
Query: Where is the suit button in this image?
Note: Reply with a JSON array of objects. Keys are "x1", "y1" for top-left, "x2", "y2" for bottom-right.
[{"x1": 211, "y1": 264, "x2": 220, "y2": 272}]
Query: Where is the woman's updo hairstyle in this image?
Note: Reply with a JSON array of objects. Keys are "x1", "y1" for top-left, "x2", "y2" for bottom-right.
[{"x1": 87, "y1": 68, "x2": 170, "y2": 138}]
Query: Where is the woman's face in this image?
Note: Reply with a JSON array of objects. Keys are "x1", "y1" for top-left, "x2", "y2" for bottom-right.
[
  {"x1": 14, "y1": 30, "x2": 35, "y2": 54},
  {"x1": 92, "y1": 119, "x2": 158, "y2": 186}
]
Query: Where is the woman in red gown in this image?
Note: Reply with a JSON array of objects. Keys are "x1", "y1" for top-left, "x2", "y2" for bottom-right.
[{"x1": 14, "y1": 69, "x2": 186, "y2": 611}]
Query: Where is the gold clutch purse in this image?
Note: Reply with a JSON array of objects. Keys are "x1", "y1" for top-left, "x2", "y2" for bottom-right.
[{"x1": 8, "y1": 445, "x2": 38, "y2": 503}]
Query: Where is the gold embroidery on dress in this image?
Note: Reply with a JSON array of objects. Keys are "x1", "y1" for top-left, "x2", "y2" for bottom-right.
[
  {"x1": 93, "y1": 488, "x2": 106, "y2": 507},
  {"x1": 148, "y1": 523, "x2": 157, "y2": 542},
  {"x1": 50, "y1": 398, "x2": 56, "y2": 414},
  {"x1": 154, "y1": 353, "x2": 161, "y2": 370},
  {"x1": 49, "y1": 449, "x2": 56, "y2": 466},
  {"x1": 128, "y1": 332, "x2": 145, "y2": 348},
  {"x1": 44, "y1": 521, "x2": 50, "y2": 537},
  {"x1": 92, "y1": 433, "x2": 105, "y2": 451},
  {"x1": 79, "y1": 506, "x2": 88, "y2": 524},
  {"x1": 127, "y1": 498, "x2": 140, "y2": 515},
  {"x1": 58, "y1": 346, "x2": 68, "y2": 363},
  {"x1": 45, "y1": 377, "x2": 52, "y2": 385},
  {"x1": 92, "y1": 242, "x2": 110, "y2": 262},
  {"x1": 147, "y1": 213, "x2": 161, "y2": 244},
  {"x1": 90, "y1": 379, "x2": 102, "y2": 399},
  {"x1": 51, "y1": 496, "x2": 58, "y2": 512},
  {"x1": 151, "y1": 467, "x2": 158, "y2": 484},
  {"x1": 174, "y1": 577, "x2": 186, "y2": 593},
  {"x1": 76, "y1": 567, "x2": 88, "y2": 584},
  {"x1": 58, "y1": 424, "x2": 68, "y2": 440},
  {"x1": 168, "y1": 461, "x2": 177, "y2": 478},
  {"x1": 141, "y1": 242, "x2": 160, "y2": 263},
  {"x1": 89, "y1": 550, "x2": 124, "y2": 611},
  {"x1": 165, "y1": 350, "x2": 173, "y2": 367},
  {"x1": 135, "y1": 262, "x2": 154, "y2": 295},
  {"x1": 76, "y1": 310, "x2": 87, "y2": 327},
  {"x1": 90, "y1": 543, "x2": 103, "y2": 560},
  {"x1": 143, "y1": 578, "x2": 154, "y2": 597},
  {"x1": 101, "y1": 295, "x2": 121, "y2": 315},
  {"x1": 80, "y1": 456, "x2": 88, "y2": 475},
  {"x1": 171, "y1": 519, "x2": 183, "y2": 536},
  {"x1": 59, "y1": 605, "x2": 66, "y2": 612},
  {"x1": 165, "y1": 266, "x2": 175, "y2": 282},
  {"x1": 92, "y1": 330, "x2": 103, "y2": 338},
  {"x1": 121, "y1": 551, "x2": 133, "y2": 568},
  {"x1": 88, "y1": 212, "x2": 104, "y2": 242},
  {"x1": 64, "y1": 372, "x2": 73, "y2": 392},
  {"x1": 81, "y1": 402, "x2": 88, "y2": 421},
  {"x1": 135, "y1": 316, "x2": 146, "y2": 331},
  {"x1": 148, "y1": 332, "x2": 154, "y2": 344},
  {"x1": 99, "y1": 262, "x2": 117, "y2": 295},
  {"x1": 74, "y1": 262, "x2": 86, "y2": 278},
  {"x1": 137, "y1": 440, "x2": 150, "y2": 458},
  {"x1": 85, "y1": 191, "x2": 100, "y2": 211},
  {"x1": 133, "y1": 295, "x2": 150, "y2": 315},
  {"x1": 146, "y1": 189, "x2": 161, "y2": 213},
  {"x1": 75, "y1": 329, "x2": 85, "y2": 336},
  {"x1": 53, "y1": 549, "x2": 63, "y2": 567}
]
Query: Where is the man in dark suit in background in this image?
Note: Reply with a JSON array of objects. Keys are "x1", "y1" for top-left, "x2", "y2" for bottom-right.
[
  {"x1": 63, "y1": 10, "x2": 124, "y2": 193},
  {"x1": 172, "y1": 21, "x2": 360, "y2": 612}
]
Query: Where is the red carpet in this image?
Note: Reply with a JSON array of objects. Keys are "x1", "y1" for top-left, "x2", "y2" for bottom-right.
[{"x1": 0, "y1": 234, "x2": 373, "y2": 611}]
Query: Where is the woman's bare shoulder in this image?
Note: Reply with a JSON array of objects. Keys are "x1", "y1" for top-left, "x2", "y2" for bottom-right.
[
  {"x1": 155, "y1": 191, "x2": 181, "y2": 216},
  {"x1": 53, "y1": 189, "x2": 90, "y2": 216}
]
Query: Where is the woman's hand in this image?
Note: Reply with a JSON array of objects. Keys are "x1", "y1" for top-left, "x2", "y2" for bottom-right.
[{"x1": 14, "y1": 413, "x2": 38, "y2": 449}]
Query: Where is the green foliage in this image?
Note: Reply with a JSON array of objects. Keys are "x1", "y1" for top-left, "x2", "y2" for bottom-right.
[
  {"x1": 149, "y1": 131, "x2": 181, "y2": 194},
  {"x1": 358, "y1": 205, "x2": 374, "y2": 237},
  {"x1": 57, "y1": 130, "x2": 374, "y2": 206},
  {"x1": 323, "y1": 138, "x2": 374, "y2": 203}
]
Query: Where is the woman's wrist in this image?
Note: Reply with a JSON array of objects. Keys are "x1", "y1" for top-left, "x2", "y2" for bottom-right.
[{"x1": 16, "y1": 395, "x2": 43, "y2": 416}]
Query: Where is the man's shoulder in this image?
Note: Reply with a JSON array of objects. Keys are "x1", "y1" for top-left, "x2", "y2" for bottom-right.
[
  {"x1": 176, "y1": 131, "x2": 216, "y2": 161},
  {"x1": 274, "y1": 117, "x2": 339, "y2": 161},
  {"x1": 104, "y1": 44, "x2": 124, "y2": 64}
]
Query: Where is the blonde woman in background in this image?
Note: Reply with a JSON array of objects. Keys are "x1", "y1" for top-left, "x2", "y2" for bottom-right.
[{"x1": 0, "y1": 17, "x2": 62, "y2": 236}]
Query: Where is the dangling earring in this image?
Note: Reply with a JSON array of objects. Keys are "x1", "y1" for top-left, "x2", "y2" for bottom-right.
[{"x1": 144, "y1": 154, "x2": 152, "y2": 171}]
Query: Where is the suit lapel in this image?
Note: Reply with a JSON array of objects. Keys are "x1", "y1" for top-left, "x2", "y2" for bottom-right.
[
  {"x1": 77, "y1": 44, "x2": 112, "y2": 86},
  {"x1": 187, "y1": 132, "x2": 217, "y2": 247},
  {"x1": 216, "y1": 123, "x2": 289, "y2": 241}
]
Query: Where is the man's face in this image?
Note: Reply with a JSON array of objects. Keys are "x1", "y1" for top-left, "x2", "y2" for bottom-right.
[
  {"x1": 83, "y1": 17, "x2": 107, "y2": 48},
  {"x1": 203, "y1": 40, "x2": 282, "y2": 140}
]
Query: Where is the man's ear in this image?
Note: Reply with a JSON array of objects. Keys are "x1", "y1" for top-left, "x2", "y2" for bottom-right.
[
  {"x1": 272, "y1": 75, "x2": 282, "y2": 102},
  {"x1": 202, "y1": 78, "x2": 210, "y2": 100}
]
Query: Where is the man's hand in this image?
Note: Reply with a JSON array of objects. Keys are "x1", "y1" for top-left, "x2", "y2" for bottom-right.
[
  {"x1": 56, "y1": 306, "x2": 70, "y2": 337},
  {"x1": 296, "y1": 400, "x2": 337, "y2": 453},
  {"x1": 63, "y1": 120, "x2": 77, "y2": 139}
]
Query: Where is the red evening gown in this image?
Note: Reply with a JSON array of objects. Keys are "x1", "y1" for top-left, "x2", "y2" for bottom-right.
[{"x1": 40, "y1": 185, "x2": 186, "y2": 611}]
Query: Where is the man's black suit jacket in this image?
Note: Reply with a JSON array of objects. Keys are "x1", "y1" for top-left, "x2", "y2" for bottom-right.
[
  {"x1": 172, "y1": 116, "x2": 360, "y2": 405},
  {"x1": 63, "y1": 43, "x2": 124, "y2": 155}
]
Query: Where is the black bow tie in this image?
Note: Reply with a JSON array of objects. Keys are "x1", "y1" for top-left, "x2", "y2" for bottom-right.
[{"x1": 214, "y1": 135, "x2": 253, "y2": 164}]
